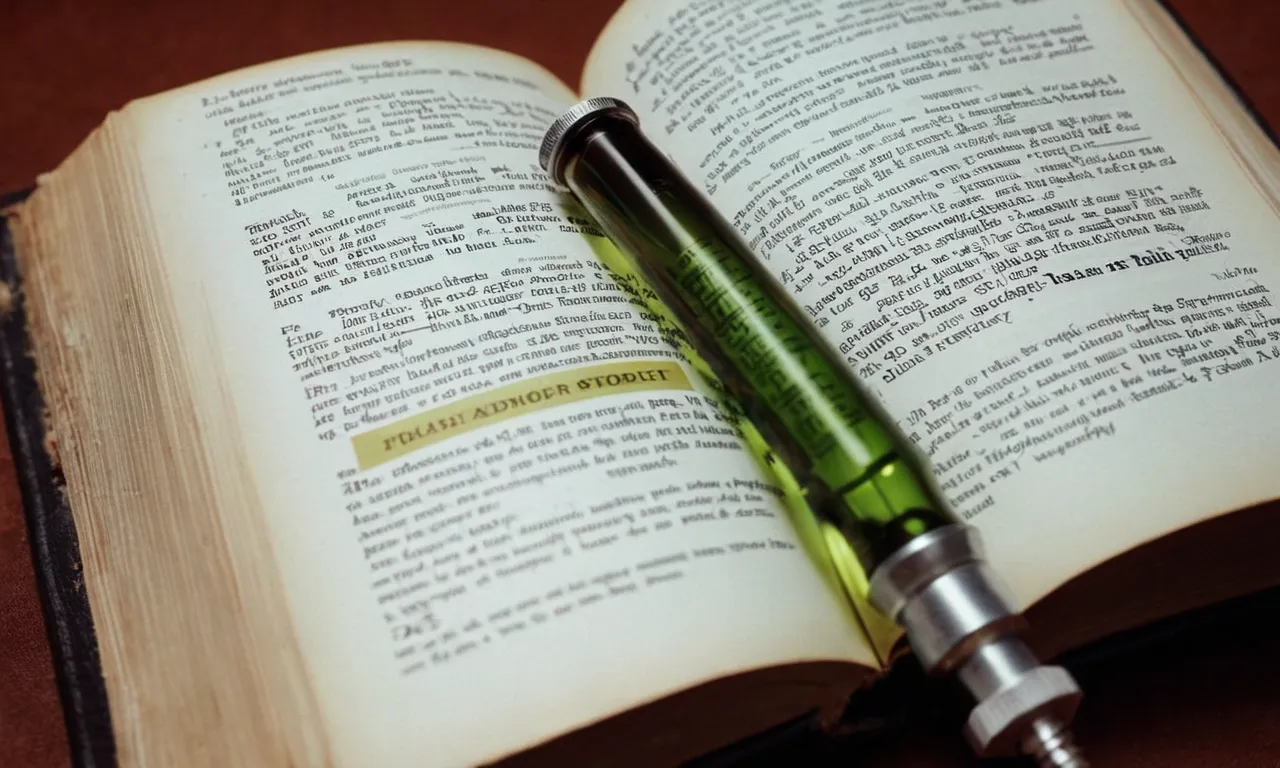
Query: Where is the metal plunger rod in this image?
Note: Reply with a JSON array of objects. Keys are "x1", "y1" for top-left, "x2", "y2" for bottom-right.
[{"x1": 539, "y1": 98, "x2": 1086, "y2": 766}]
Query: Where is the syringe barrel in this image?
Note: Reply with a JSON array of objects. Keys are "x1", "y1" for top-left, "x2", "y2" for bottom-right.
[
  {"x1": 541, "y1": 99, "x2": 1086, "y2": 762},
  {"x1": 542, "y1": 97, "x2": 959, "y2": 577}
]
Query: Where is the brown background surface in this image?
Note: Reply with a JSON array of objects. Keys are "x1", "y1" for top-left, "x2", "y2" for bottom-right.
[{"x1": 2, "y1": 1, "x2": 1279, "y2": 766}]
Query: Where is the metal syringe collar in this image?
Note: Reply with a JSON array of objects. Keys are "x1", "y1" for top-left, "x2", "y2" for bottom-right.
[{"x1": 868, "y1": 525, "x2": 1084, "y2": 760}]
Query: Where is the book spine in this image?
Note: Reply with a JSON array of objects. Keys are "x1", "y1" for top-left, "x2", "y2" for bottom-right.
[{"x1": 0, "y1": 197, "x2": 118, "y2": 768}]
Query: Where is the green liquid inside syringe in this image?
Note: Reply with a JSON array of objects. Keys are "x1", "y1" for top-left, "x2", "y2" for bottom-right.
[{"x1": 560, "y1": 116, "x2": 959, "y2": 578}]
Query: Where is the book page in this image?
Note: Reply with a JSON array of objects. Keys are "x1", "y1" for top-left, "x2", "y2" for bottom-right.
[
  {"x1": 123, "y1": 43, "x2": 873, "y2": 767},
  {"x1": 583, "y1": 0, "x2": 1280, "y2": 607}
]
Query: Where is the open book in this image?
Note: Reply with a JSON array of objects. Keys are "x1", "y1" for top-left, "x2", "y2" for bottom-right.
[{"x1": 6, "y1": 0, "x2": 1280, "y2": 764}]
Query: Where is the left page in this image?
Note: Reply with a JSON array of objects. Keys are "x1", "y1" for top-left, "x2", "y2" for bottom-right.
[{"x1": 125, "y1": 43, "x2": 875, "y2": 767}]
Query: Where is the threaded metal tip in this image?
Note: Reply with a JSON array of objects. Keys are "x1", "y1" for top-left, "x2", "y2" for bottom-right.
[{"x1": 1020, "y1": 716, "x2": 1088, "y2": 768}]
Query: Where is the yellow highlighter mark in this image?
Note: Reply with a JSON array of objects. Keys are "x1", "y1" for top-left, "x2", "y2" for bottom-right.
[{"x1": 351, "y1": 360, "x2": 692, "y2": 469}]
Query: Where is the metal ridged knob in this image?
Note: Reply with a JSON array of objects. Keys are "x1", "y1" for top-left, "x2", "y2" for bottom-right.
[{"x1": 538, "y1": 97, "x2": 639, "y2": 184}]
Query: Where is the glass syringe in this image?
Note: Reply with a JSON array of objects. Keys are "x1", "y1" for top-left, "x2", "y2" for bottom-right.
[{"x1": 539, "y1": 98, "x2": 1087, "y2": 767}]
